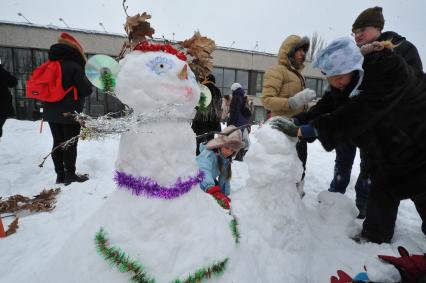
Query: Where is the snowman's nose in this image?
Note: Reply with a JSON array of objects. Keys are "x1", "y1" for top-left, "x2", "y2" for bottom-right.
[{"x1": 178, "y1": 64, "x2": 188, "y2": 80}]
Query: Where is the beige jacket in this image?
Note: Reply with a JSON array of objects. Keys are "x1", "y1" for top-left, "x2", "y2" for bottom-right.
[{"x1": 261, "y1": 35, "x2": 307, "y2": 117}]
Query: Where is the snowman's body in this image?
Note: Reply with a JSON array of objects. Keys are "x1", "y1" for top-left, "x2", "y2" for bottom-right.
[{"x1": 40, "y1": 49, "x2": 235, "y2": 283}]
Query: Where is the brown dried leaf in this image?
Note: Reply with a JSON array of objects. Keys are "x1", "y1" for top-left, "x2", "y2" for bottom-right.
[
  {"x1": 181, "y1": 32, "x2": 215, "y2": 58},
  {"x1": 125, "y1": 12, "x2": 155, "y2": 46},
  {"x1": 180, "y1": 31, "x2": 216, "y2": 80},
  {"x1": 5, "y1": 217, "x2": 19, "y2": 236}
]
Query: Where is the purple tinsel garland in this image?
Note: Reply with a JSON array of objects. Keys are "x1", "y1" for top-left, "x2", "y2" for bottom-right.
[{"x1": 114, "y1": 170, "x2": 205, "y2": 199}]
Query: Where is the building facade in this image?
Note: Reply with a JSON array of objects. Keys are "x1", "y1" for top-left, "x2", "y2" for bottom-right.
[{"x1": 0, "y1": 21, "x2": 325, "y2": 122}]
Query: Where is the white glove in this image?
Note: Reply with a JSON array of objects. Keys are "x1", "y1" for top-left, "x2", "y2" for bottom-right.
[{"x1": 288, "y1": 88, "x2": 316, "y2": 109}]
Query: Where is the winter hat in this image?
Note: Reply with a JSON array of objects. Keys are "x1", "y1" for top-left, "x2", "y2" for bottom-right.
[
  {"x1": 230, "y1": 83, "x2": 242, "y2": 91},
  {"x1": 352, "y1": 6, "x2": 385, "y2": 32},
  {"x1": 206, "y1": 74, "x2": 216, "y2": 83},
  {"x1": 205, "y1": 125, "x2": 244, "y2": 152},
  {"x1": 58, "y1": 32, "x2": 87, "y2": 61},
  {"x1": 313, "y1": 37, "x2": 364, "y2": 97}
]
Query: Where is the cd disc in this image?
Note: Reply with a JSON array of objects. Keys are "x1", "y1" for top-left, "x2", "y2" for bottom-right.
[
  {"x1": 85, "y1": 55, "x2": 120, "y2": 90},
  {"x1": 198, "y1": 84, "x2": 212, "y2": 107}
]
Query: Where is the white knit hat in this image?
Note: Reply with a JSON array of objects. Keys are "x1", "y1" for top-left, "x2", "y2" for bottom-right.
[
  {"x1": 205, "y1": 125, "x2": 244, "y2": 151},
  {"x1": 230, "y1": 83, "x2": 242, "y2": 91}
]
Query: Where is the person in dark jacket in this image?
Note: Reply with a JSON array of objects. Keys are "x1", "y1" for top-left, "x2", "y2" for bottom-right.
[
  {"x1": 325, "y1": 6, "x2": 424, "y2": 219},
  {"x1": 191, "y1": 74, "x2": 222, "y2": 155},
  {"x1": 272, "y1": 37, "x2": 426, "y2": 244},
  {"x1": 0, "y1": 62, "x2": 17, "y2": 138},
  {"x1": 228, "y1": 83, "x2": 251, "y2": 161},
  {"x1": 43, "y1": 32, "x2": 93, "y2": 185}
]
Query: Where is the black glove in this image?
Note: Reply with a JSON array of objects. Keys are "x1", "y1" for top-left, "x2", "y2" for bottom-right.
[{"x1": 270, "y1": 116, "x2": 299, "y2": 137}]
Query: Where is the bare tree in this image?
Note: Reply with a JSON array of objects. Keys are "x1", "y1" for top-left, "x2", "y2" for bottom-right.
[{"x1": 306, "y1": 32, "x2": 325, "y2": 61}]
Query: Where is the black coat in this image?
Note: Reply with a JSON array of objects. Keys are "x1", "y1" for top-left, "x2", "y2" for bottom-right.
[
  {"x1": 191, "y1": 81, "x2": 222, "y2": 135},
  {"x1": 309, "y1": 49, "x2": 426, "y2": 198},
  {"x1": 378, "y1": 31, "x2": 423, "y2": 75},
  {"x1": 42, "y1": 44, "x2": 92, "y2": 124},
  {"x1": 0, "y1": 64, "x2": 17, "y2": 119}
]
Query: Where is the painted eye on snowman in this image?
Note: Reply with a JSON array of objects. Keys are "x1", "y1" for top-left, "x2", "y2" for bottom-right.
[{"x1": 146, "y1": 56, "x2": 175, "y2": 75}]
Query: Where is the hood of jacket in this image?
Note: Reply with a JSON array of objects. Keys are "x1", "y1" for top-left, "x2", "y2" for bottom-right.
[
  {"x1": 277, "y1": 35, "x2": 309, "y2": 70},
  {"x1": 377, "y1": 31, "x2": 405, "y2": 46},
  {"x1": 48, "y1": 43, "x2": 86, "y2": 68}
]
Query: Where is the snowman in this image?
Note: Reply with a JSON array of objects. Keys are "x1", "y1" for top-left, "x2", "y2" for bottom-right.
[{"x1": 39, "y1": 42, "x2": 235, "y2": 283}]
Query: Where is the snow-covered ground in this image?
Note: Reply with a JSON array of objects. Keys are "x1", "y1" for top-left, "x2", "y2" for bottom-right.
[{"x1": 0, "y1": 119, "x2": 425, "y2": 283}]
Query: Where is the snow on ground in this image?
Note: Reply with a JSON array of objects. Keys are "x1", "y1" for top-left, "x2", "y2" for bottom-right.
[{"x1": 0, "y1": 119, "x2": 425, "y2": 283}]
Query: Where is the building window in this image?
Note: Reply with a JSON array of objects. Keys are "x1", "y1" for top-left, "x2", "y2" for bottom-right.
[
  {"x1": 254, "y1": 106, "x2": 266, "y2": 122},
  {"x1": 305, "y1": 77, "x2": 326, "y2": 98},
  {"x1": 212, "y1": 67, "x2": 224, "y2": 90},
  {"x1": 236, "y1": 70, "x2": 249, "y2": 90},
  {"x1": 256, "y1": 72, "x2": 264, "y2": 97}
]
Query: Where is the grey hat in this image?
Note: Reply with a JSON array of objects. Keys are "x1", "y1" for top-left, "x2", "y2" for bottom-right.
[{"x1": 205, "y1": 125, "x2": 244, "y2": 151}]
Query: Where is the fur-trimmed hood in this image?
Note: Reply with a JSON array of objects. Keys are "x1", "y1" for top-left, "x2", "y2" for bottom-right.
[{"x1": 277, "y1": 35, "x2": 310, "y2": 70}]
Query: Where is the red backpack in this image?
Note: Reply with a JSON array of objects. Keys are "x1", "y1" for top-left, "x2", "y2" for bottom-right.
[{"x1": 26, "y1": 60, "x2": 77, "y2": 102}]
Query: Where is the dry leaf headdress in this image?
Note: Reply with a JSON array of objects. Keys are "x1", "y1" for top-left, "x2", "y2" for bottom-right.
[{"x1": 179, "y1": 31, "x2": 216, "y2": 82}]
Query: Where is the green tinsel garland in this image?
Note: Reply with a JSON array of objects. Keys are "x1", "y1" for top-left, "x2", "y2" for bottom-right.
[
  {"x1": 171, "y1": 258, "x2": 228, "y2": 283},
  {"x1": 229, "y1": 214, "x2": 240, "y2": 244},
  {"x1": 95, "y1": 228, "x2": 155, "y2": 283},
  {"x1": 196, "y1": 92, "x2": 208, "y2": 112},
  {"x1": 101, "y1": 71, "x2": 116, "y2": 93},
  {"x1": 95, "y1": 227, "x2": 229, "y2": 283}
]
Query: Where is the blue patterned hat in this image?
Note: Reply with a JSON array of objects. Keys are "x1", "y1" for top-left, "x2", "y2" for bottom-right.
[{"x1": 313, "y1": 37, "x2": 364, "y2": 97}]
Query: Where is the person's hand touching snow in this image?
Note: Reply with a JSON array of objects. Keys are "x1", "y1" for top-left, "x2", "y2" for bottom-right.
[{"x1": 288, "y1": 88, "x2": 316, "y2": 109}]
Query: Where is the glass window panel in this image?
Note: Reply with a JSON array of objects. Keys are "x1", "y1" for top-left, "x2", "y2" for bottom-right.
[
  {"x1": 13, "y1": 49, "x2": 32, "y2": 75},
  {"x1": 212, "y1": 67, "x2": 223, "y2": 89},
  {"x1": 305, "y1": 78, "x2": 317, "y2": 92},
  {"x1": 254, "y1": 106, "x2": 265, "y2": 122},
  {"x1": 223, "y1": 69, "x2": 235, "y2": 91},
  {"x1": 256, "y1": 72, "x2": 263, "y2": 91},
  {"x1": 0, "y1": 47, "x2": 14, "y2": 72},
  {"x1": 33, "y1": 50, "x2": 49, "y2": 67},
  {"x1": 236, "y1": 70, "x2": 249, "y2": 89}
]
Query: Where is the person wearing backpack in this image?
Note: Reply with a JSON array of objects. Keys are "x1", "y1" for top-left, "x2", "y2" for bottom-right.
[
  {"x1": 42, "y1": 32, "x2": 92, "y2": 185},
  {"x1": 0, "y1": 61, "x2": 17, "y2": 139}
]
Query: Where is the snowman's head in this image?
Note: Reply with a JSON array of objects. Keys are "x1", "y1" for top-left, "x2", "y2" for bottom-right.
[{"x1": 116, "y1": 42, "x2": 200, "y2": 119}]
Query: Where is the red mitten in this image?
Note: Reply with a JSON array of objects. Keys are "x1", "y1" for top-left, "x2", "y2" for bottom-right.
[
  {"x1": 330, "y1": 270, "x2": 352, "y2": 283},
  {"x1": 206, "y1": 186, "x2": 230, "y2": 209},
  {"x1": 378, "y1": 246, "x2": 426, "y2": 282}
]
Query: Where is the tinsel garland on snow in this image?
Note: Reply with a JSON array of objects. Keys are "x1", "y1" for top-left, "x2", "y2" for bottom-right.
[
  {"x1": 229, "y1": 214, "x2": 240, "y2": 244},
  {"x1": 114, "y1": 170, "x2": 204, "y2": 199},
  {"x1": 95, "y1": 228, "x2": 155, "y2": 283},
  {"x1": 171, "y1": 258, "x2": 228, "y2": 283},
  {"x1": 95, "y1": 227, "x2": 228, "y2": 283}
]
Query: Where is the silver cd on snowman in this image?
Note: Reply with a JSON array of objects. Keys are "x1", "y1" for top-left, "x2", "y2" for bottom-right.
[
  {"x1": 85, "y1": 55, "x2": 120, "y2": 91},
  {"x1": 197, "y1": 84, "x2": 212, "y2": 109}
]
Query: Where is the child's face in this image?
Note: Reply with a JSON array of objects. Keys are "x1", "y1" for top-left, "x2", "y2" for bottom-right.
[
  {"x1": 221, "y1": 146, "x2": 236, "y2": 158},
  {"x1": 327, "y1": 72, "x2": 353, "y2": 91}
]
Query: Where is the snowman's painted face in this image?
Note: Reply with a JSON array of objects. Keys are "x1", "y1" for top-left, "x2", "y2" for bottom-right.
[{"x1": 116, "y1": 51, "x2": 200, "y2": 117}]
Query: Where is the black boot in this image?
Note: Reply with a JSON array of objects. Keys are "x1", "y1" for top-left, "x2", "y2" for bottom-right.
[
  {"x1": 56, "y1": 172, "x2": 65, "y2": 184},
  {"x1": 64, "y1": 171, "x2": 89, "y2": 186},
  {"x1": 356, "y1": 204, "x2": 367, "y2": 219}
]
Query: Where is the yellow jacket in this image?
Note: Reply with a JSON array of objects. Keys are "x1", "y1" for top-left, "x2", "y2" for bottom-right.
[{"x1": 261, "y1": 35, "x2": 308, "y2": 117}]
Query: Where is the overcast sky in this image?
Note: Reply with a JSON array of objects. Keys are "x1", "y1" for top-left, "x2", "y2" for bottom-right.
[{"x1": 1, "y1": 0, "x2": 425, "y2": 69}]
